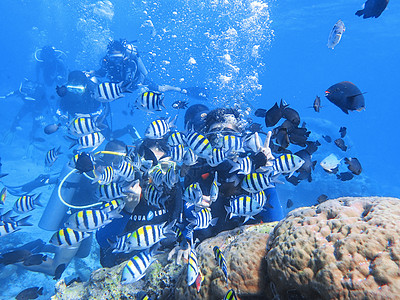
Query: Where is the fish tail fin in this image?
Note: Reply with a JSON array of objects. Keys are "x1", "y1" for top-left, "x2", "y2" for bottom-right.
[
  {"x1": 34, "y1": 193, "x2": 43, "y2": 207},
  {"x1": 65, "y1": 136, "x2": 77, "y2": 149},
  {"x1": 17, "y1": 215, "x2": 33, "y2": 226}
]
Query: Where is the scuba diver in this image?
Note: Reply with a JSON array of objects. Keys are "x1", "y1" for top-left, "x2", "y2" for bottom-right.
[
  {"x1": 55, "y1": 70, "x2": 140, "y2": 141},
  {"x1": 1, "y1": 79, "x2": 49, "y2": 142},
  {"x1": 96, "y1": 138, "x2": 183, "y2": 267},
  {"x1": 35, "y1": 45, "x2": 68, "y2": 87},
  {"x1": 168, "y1": 105, "x2": 285, "y2": 263},
  {"x1": 94, "y1": 38, "x2": 208, "y2": 98},
  {"x1": 56, "y1": 70, "x2": 102, "y2": 117}
]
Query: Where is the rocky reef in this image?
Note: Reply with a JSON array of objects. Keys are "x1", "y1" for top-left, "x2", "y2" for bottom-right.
[
  {"x1": 266, "y1": 196, "x2": 400, "y2": 300},
  {"x1": 52, "y1": 197, "x2": 400, "y2": 300}
]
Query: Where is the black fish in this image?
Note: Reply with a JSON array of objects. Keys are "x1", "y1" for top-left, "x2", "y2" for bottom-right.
[
  {"x1": 345, "y1": 157, "x2": 362, "y2": 175},
  {"x1": 355, "y1": 0, "x2": 389, "y2": 18},
  {"x1": 16, "y1": 287, "x2": 43, "y2": 300},
  {"x1": 295, "y1": 149, "x2": 316, "y2": 182},
  {"x1": 285, "y1": 174, "x2": 300, "y2": 186},
  {"x1": 317, "y1": 194, "x2": 328, "y2": 204},
  {"x1": 305, "y1": 140, "x2": 321, "y2": 155},
  {"x1": 0, "y1": 249, "x2": 32, "y2": 265},
  {"x1": 339, "y1": 127, "x2": 347, "y2": 138},
  {"x1": 23, "y1": 254, "x2": 47, "y2": 266},
  {"x1": 280, "y1": 120, "x2": 295, "y2": 132},
  {"x1": 325, "y1": 81, "x2": 365, "y2": 114},
  {"x1": 289, "y1": 133, "x2": 308, "y2": 147},
  {"x1": 275, "y1": 128, "x2": 290, "y2": 149},
  {"x1": 337, "y1": 172, "x2": 354, "y2": 181},
  {"x1": 54, "y1": 263, "x2": 66, "y2": 280},
  {"x1": 313, "y1": 96, "x2": 321, "y2": 112},
  {"x1": 322, "y1": 135, "x2": 332, "y2": 143},
  {"x1": 290, "y1": 127, "x2": 309, "y2": 137},
  {"x1": 44, "y1": 123, "x2": 61, "y2": 135},
  {"x1": 265, "y1": 100, "x2": 287, "y2": 127},
  {"x1": 334, "y1": 138, "x2": 347, "y2": 151},
  {"x1": 172, "y1": 100, "x2": 189, "y2": 110},
  {"x1": 286, "y1": 199, "x2": 294, "y2": 208},
  {"x1": 75, "y1": 152, "x2": 94, "y2": 173},
  {"x1": 247, "y1": 122, "x2": 263, "y2": 133},
  {"x1": 254, "y1": 108, "x2": 267, "y2": 118},
  {"x1": 282, "y1": 107, "x2": 300, "y2": 127}
]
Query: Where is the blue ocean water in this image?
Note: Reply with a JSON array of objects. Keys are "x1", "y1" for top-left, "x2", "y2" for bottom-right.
[{"x1": 0, "y1": 0, "x2": 398, "y2": 298}]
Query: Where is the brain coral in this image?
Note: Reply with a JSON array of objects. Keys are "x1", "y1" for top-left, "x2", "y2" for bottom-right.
[{"x1": 266, "y1": 197, "x2": 400, "y2": 300}]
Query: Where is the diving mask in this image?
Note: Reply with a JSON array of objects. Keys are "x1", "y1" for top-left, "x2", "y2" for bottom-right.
[{"x1": 66, "y1": 84, "x2": 86, "y2": 94}]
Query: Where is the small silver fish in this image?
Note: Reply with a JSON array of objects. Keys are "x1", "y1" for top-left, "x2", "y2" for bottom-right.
[{"x1": 327, "y1": 20, "x2": 345, "y2": 49}]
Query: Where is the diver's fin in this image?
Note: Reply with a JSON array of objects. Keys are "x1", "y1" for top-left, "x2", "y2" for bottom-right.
[{"x1": 181, "y1": 87, "x2": 209, "y2": 100}]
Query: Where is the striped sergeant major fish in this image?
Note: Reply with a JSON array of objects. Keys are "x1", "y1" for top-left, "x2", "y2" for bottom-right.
[
  {"x1": 225, "y1": 195, "x2": 263, "y2": 224},
  {"x1": 187, "y1": 244, "x2": 204, "y2": 292},
  {"x1": 241, "y1": 172, "x2": 281, "y2": 193},
  {"x1": 121, "y1": 248, "x2": 157, "y2": 284},
  {"x1": 45, "y1": 146, "x2": 62, "y2": 167},
  {"x1": 126, "y1": 222, "x2": 173, "y2": 250},
  {"x1": 183, "y1": 182, "x2": 203, "y2": 206},
  {"x1": 145, "y1": 115, "x2": 177, "y2": 139},
  {"x1": 163, "y1": 165, "x2": 179, "y2": 189},
  {"x1": 244, "y1": 131, "x2": 263, "y2": 153},
  {"x1": 110, "y1": 232, "x2": 132, "y2": 253},
  {"x1": 186, "y1": 131, "x2": 213, "y2": 159},
  {"x1": 229, "y1": 156, "x2": 252, "y2": 175},
  {"x1": 69, "y1": 114, "x2": 102, "y2": 137},
  {"x1": 207, "y1": 148, "x2": 225, "y2": 167},
  {"x1": 210, "y1": 172, "x2": 220, "y2": 203},
  {"x1": 183, "y1": 148, "x2": 198, "y2": 166},
  {"x1": 272, "y1": 154, "x2": 305, "y2": 178},
  {"x1": 96, "y1": 82, "x2": 126, "y2": 102},
  {"x1": 93, "y1": 166, "x2": 115, "y2": 185},
  {"x1": 115, "y1": 160, "x2": 136, "y2": 181},
  {"x1": 224, "y1": 289, "x2": 237, "y2": 300},
  {"x1": 167, "y1": 131, "x2": 186, "y2": 147},
  {"x1": 13, "y1": 194, "x2": 42, "y2": 214},
  {"x1": 251, "y1": 190, "x2": 269, "y2": 209},
  {"x1": 169, "y1": 144, "x2": 185, "y2": 163},
  {"x1": 136, "y1": 90, "x2": 165, "y2": 111},
  {"x1": 64, "y1": 208, "x2": 122, "y2": 232},
  {"x1": 144, "y1": 184, "x2": 167, "y2": 209},
  {"x1": 0, "y1": 216, "x2": 32, "y2": 237},
  {"x1": 100, "y1": 199, "x2": 126, "y2": 213},
  {"x1": 98, "y1": 183, "x2": 124, "y2": 201},
  {"x1": 68, "y1": 132, "x2": 105, "y2": 151},
  {"x1": 188, "y1": 207, "x2": 218, "y2": 230},
  {"x1": 213, "y1": 246, "x2": 228, "y2": 283},
  {"x1": 49, "y1": 228, "x2": 91, "y2": 247},
  {"x1": 222, "y1": 135, "x2": 245, "y2": 154},
  {"x1": 149, "y1": 166, "x2": 164, "y2": 187}
]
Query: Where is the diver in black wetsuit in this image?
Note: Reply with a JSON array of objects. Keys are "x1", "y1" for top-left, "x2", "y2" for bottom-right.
[
  {"x1": 93, "y1": 38, "x2": 184, "y2": 94},
  {"x1": 96, "y1": 138, "x2": 184, "y2": 267},
  {"x1": 56, "y1": 70, "x2": 102, "y2": 117},
  {"x1": 35, "y1": 46, "x2": 67, "y2": 87},
  {"x1": 1, "y1": 79, "x2": 49, "y2": 142}
]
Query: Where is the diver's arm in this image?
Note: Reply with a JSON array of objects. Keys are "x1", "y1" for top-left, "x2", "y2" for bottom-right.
[{"x1": 137, "y1": 56, "x2": 148, "y2": 77}]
